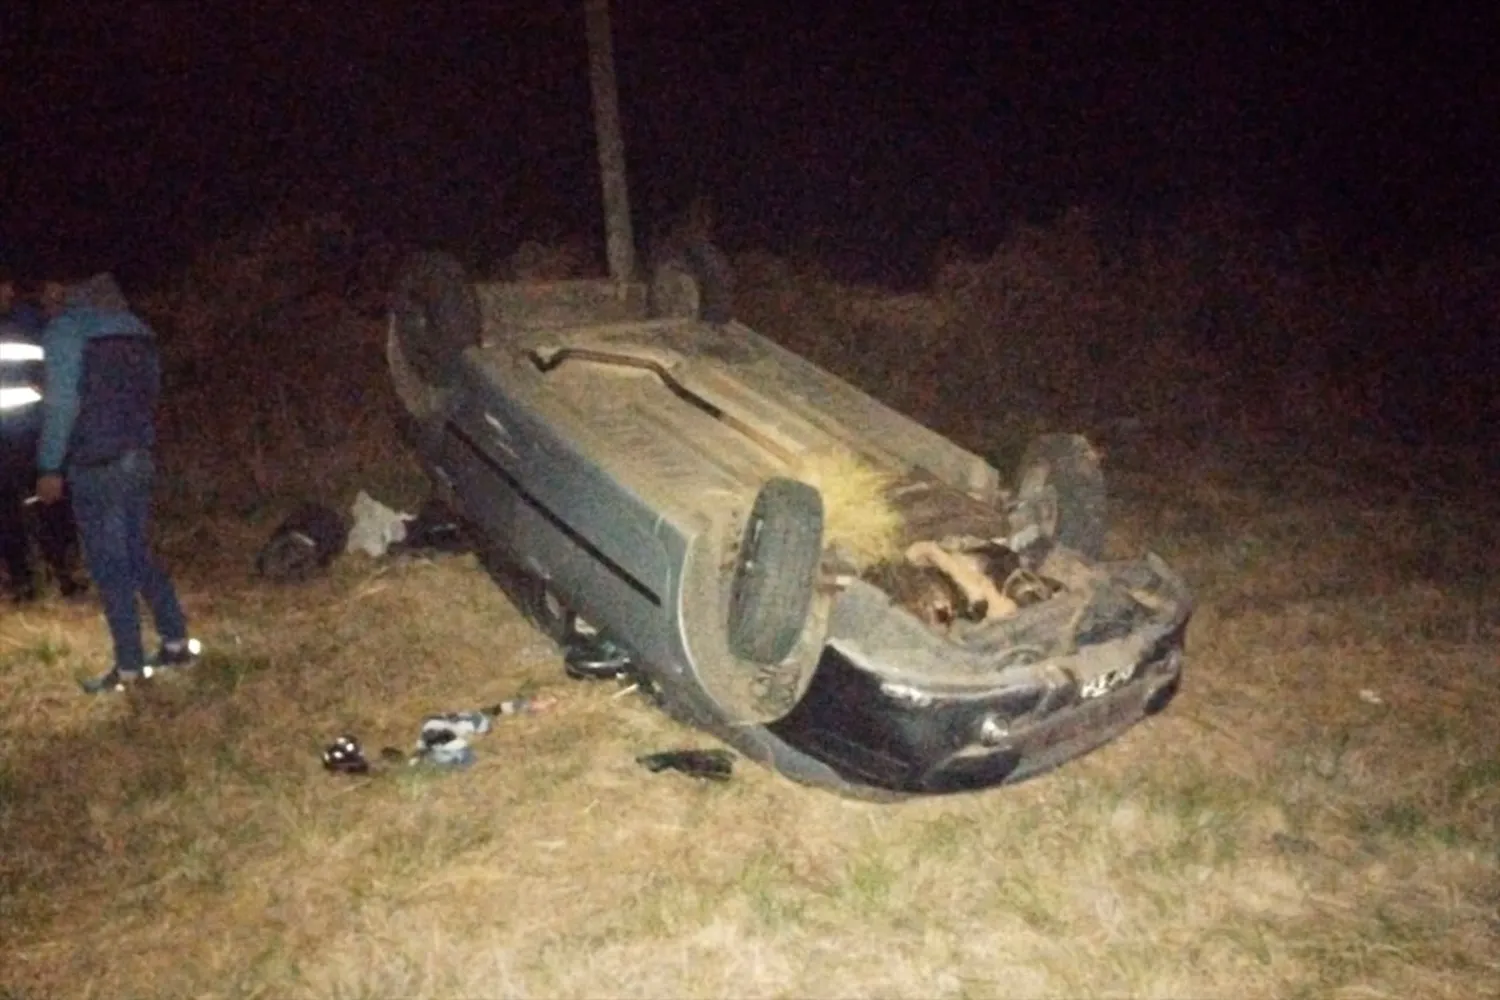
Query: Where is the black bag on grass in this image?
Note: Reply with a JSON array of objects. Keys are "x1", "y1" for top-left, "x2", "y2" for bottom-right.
[
  {"x1": 388, "y1": 498, "x2": 470, "y2": 557},
  {"x1": 255, "y1": 503, "x2": 349, "y2": 582}
]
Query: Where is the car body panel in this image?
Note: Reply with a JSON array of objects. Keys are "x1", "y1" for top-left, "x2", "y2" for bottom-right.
[{"x1": 476, "y1": 297, "x2": 1003, "y2": 497}]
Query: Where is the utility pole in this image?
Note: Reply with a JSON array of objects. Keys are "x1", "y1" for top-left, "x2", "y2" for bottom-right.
[{"x1": 584, "y1": 0, "x2": 637, "y2": 285}]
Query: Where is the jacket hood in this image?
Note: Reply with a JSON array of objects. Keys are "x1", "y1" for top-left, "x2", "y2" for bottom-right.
[{"x1": 64, "y1": 273, "x2": 131, "y2": 312}]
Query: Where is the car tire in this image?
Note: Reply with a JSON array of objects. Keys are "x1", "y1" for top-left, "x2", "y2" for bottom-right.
[
  {"x1": 1016, "y1": 433, "x2": 1108, "y2": 560},
  {"x1": 728, "y1": 478, "x2": 825, "y2": 665},
  {"x1": 387, "y1": 251, "x2": 482, "y2": 415},
  {"x1": 648, "y1": 239, "x2": 734, "y2": 325}
]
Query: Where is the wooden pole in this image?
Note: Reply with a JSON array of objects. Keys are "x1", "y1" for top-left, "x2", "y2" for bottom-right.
[{"x1": 584, "y1": 0, "x2": 636, "y2": 284}]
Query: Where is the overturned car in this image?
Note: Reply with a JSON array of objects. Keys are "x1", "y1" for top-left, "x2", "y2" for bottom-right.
[
  {"x1": 386, "y1": 256, "x2": 1189, "y2": 798},
  {"x1": 383, "y1": 6, "x2": 1189, "y2": 799}
]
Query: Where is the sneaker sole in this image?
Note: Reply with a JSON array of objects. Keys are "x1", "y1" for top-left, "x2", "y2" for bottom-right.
[
  {"x1": 151, "y1": 639, "x2": 204, "y2": 670},
  {"x1": 80, "y1": 672, "x2": 147, "y2": 695}
]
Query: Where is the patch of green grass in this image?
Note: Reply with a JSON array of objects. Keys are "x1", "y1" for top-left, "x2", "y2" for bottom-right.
[
  {"x1": 0, "y1": 761, "x2": 18, "y2": 803},
  {"x1": 1211, "y1": 919, "x2": 1278, "y2": 967},
  {"x1": 843, "y1": 855, "x2": 900, "y2": 911},
  {"x1": 1412, "y1": 713, "x2": 1464, "y2": 746},
  {"x1": 203, "y1": 750, "x2": 267, "y2": 794},
  {"x1": 1448, "y1": 758, "x2": 1500, "y2": 801},
  {"x1": 119, "y1": 753, "x2": 192, "y2": 807},
  {"x1": 1370, "y1": 903, "x2": 1443, "y2": 955},
  {"x1": 168, "y1": 834, "x2": 234, "y2": 894},
  {"x1": 611, "y1": 872, "x2": 714, "y2": 940},
  {"x1": 509, "y1": 736, "x2": 602, "y2": 792},
  {"x1": 1145, "y1": 772, "x2": 1251, "y2": 865},
  {"x1": 736, "y1": 849, "x2": 808, "y2": 930},
  {"x1": 366, "y1": 823, "x2": 474, "y2": 879},
  {"x1": 1355, "y1": 801, "x2": 1428, "y2": 841},
  {"x1": 1431, "y1": 823, "x2": 1466, "y2": 847},
  {"x1": 191, "y1": 652, "x2": 275, "y2": 697},
  {"x1": 917, "y1": 813, "x2": 982, "y2": 860},
  {"x1": 990, "y1": 873, "x2": 1065, "y2": 934},
  {"x1": 0, "y1": 635, "x2": 72, "y2": 672}
]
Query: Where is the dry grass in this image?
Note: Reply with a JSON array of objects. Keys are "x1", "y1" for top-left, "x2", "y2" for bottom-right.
[
  {"x1": 790, "y1": 448, "x2": 905, "y2": 571},
  {"x1": 2, "y1": 212, "x2": 1497, "y2": 999},
  {"x1": 5, "y1": 474, "x2": 1496, "y2": 1000}
]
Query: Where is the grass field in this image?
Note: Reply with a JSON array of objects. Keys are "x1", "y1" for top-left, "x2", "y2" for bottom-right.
[{"x1": 2, "y1": 235, "x2": 1497, "y2": 999}]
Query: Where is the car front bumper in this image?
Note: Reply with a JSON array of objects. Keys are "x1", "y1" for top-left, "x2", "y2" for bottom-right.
[{"x1": 767, "y1": 599, "x2": 1188, "y2": 795}]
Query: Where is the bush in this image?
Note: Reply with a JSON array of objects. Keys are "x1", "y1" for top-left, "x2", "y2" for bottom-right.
[
  {"x1": 135, "y1": 214, "x2": 410, "y2": 513},
  {"x1": 134, "y1": 202, "x2": 1495, "y2": 517},
  {"x1": 738, "y1": 201, "x2": 1497, "y2": 454}
]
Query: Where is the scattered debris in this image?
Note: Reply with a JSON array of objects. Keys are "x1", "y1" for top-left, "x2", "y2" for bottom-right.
[
  {"x1": 320, "y1": 696, "x2": 558, "y2": 776},
  {"x1": 256, "y1": 503, "x2": 350, "y2": 582},
  {"x1": 412, "y1": 697, "x2": 557, "y2": 769},
  {"x1": 1359, "y1": 688, "x2": 1384, "y2": 705},
  {"x1": 322, "y1": 735, "x2": 372, "y2": 775},
  {"x1": 563, "y1": 631, "x2": 635, "y2": 681},
  {"x1": 259, "y1": 494, "x2": 469, "y2": 582},
  {"x1": 388, "y1": 498, "x2": 471, "y2": 557},
  {"x1": 876, "y1": 536, "x2": 1064, "y2": 629},
  {"x1": 636, "y1": 748, "x2": 736, "y2": 782},
  {"x1": 346, "y1": 491, "x2": 413, "y2": 558}
]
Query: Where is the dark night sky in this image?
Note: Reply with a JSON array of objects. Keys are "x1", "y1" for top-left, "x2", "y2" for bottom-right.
[{"x1": 2, "y1": 0, "x2": 1497, "y2": 288}]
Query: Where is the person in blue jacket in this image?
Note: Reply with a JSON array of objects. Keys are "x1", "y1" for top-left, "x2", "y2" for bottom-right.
[
  {"x1": 35, "y1": 272, "x2": 200, "y2": 693},
  {"x1": 0, "y1": 275, "x2": 86, "y2": 602}
]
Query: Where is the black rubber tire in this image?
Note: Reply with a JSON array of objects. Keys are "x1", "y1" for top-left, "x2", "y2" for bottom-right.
[
  {"x1": 389, "y1": 250, "x2": 482, "y2": 389},
  {"x1": 728, "y1": 478, "x2": 825, "y2": 665},
  {"x1": 648, "y1": 239, "x2": 735, "y2": 325},
  {"x1": 1016, "y1": 433, "x2": 1108, "y2": 560}
]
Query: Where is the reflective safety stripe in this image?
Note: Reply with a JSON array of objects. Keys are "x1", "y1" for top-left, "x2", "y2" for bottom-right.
[
  {"x1": 0, "y1": 342, "x2": 45, "y2": 362},
  {"x1": 0, "y1": 386, "x2": 42, "y2": 409}
]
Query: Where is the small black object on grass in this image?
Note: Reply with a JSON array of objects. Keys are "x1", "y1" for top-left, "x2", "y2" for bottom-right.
[
  {"x1": 564, "y1": 634, "x2": 634, "y2": 681},
  {"x1": 390, "y1": 497, "x2": 472, "y2": 556},
  {"x1": 256, "y1": 504, "x2": 349, "y2": 582},
  {"x1": 636, "y1": 748, "x2": 736, "y2": 781},
  {"x1": 322, "y1": 735, "x2": 371, "y2": 775}
]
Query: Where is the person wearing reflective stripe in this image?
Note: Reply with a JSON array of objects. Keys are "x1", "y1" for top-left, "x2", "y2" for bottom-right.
[{"x1": 0, "y1": 278, "x2": 85, "y2": 603}]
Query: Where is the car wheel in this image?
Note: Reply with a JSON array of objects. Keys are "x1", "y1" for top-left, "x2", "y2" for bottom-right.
[
  {"x1": 728, "y1": 478, "x2": 825, "y2": 665},
  {"x1": 387, "y1": 251, "x2": 482, "y2": 418},
  {"x1": 1016, "y1": 433, "x2": 1108, "y2": 560},
  {"x1": 648, "y1": 239, "x2": 734, "y2": 325}
]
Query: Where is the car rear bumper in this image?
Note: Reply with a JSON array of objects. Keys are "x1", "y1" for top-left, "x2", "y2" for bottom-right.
[{"x1": 766, "y1": 619, "x2": 1186, "y2": 794}]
